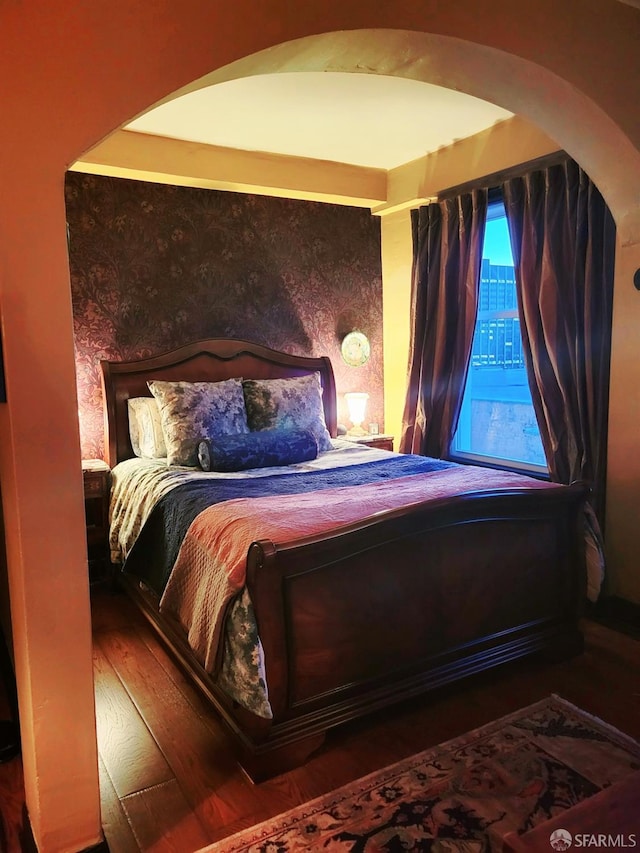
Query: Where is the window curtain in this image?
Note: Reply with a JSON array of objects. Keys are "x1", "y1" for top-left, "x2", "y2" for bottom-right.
[
  {"x1": 400, "y1": 190, "x2": 488, "y2": 457},
  {"x1": 502, "y1": 159, "x2": 616, "y2": 529}
]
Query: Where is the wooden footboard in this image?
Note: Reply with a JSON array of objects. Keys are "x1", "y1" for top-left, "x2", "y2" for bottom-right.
[{"x1": 235, "y1": 481, "x2": 587, "y2": 779}]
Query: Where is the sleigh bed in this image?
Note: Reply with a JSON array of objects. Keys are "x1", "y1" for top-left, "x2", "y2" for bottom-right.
[{"x1": 101, "y1": 338, "x2": 588, "y2": 781}]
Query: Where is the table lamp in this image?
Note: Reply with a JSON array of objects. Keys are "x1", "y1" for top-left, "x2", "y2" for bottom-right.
[{"x1": 345, "y1": 392, "x2": 369, "y2": 437}]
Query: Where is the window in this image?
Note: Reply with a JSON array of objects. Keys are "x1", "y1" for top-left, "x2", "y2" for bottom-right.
[{"x1": 450, "y1": 196, "x2": 548, "y2": 474}]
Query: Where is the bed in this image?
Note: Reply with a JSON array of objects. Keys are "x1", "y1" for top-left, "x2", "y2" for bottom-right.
[{"x1": 101, "y1": 337, "x2": 588, "y2": 781}]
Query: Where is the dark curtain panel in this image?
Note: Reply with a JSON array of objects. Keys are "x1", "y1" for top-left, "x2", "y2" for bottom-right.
[
  {"x1": 503, "y1": 159, "x2": 616, "y2": 525},
  {"x1": 400, "y1": 190, "x2": 488, "y2": 457}
]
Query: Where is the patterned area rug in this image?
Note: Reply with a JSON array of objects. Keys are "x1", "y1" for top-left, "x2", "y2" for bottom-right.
[{"x1": 209, "y1": 696, "x2": 640, "y2": 852}]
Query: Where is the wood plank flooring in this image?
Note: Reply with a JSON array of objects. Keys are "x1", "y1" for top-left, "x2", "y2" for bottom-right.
[
  {"x1": 90, "y1": 591, "x2": 640, "y2": 851},
  {"x1": 1, "y1": 590, "x2": 640, "y2": 852}
]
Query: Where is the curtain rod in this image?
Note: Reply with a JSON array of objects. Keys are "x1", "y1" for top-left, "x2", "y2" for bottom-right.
[{"x1": 437, "y1": 150, "x2": 570, "y2": 202}]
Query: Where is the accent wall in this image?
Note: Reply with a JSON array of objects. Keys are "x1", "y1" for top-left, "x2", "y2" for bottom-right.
[{"x1": 65, "y1": 173, "x2": 384, "y2": 460}]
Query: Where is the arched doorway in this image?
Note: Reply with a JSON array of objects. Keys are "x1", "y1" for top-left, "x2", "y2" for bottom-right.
[{"x1": 1, "y1": 7, "x2": 637, "y2": 850}]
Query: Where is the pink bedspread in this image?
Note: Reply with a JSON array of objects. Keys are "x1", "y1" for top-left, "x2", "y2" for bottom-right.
[{"x1": 159, "y1": 465, "x2": 556, "y2": 672}]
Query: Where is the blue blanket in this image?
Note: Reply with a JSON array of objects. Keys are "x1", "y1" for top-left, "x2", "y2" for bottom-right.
[{"x1": 123, "y1": 454, "x2": 457, "y2": 596}]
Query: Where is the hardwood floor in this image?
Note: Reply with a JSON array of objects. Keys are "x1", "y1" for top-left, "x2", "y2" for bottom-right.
[{"x1": 1, "y1": 590, "x2": 640, "y2": 852}]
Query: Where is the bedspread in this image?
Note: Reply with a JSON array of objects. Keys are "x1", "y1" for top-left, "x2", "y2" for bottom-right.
[
  {"x1": 119, "y1": 452, "x2": 457, "y2": 596},
  {"x1": 159, "y1": 464, "x2": 556, "y2": 686},
  {"x1": 111, "y1": 440, "x2": 408, "y2": 566}
]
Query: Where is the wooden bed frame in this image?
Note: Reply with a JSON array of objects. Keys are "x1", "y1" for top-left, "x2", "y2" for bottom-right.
[{"x1": 101, "y1": 338, "x2": 588, "y2": 782}]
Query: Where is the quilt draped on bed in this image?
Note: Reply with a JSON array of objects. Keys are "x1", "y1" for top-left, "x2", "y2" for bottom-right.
[
  {"x1": 114, "y1": 450, "x2": 567, "y2": 718},
  {"x1": 119, "y1": 454, "x2": 456, "y2": 595}
]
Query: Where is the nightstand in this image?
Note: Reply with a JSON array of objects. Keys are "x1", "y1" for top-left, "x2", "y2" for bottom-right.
[
  {"x1": 82, "y1": 458, "x2": 111, "y2": 582},
  {"x1": 345, "y1": 434, "x2": 394, "y2": 452}
]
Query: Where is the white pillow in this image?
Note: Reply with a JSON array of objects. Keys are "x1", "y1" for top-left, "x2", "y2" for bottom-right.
[{"x1": 127, "y1": 397, "x2": 167, "y2": 458}]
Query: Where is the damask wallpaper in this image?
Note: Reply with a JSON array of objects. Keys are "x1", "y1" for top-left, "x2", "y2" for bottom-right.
[{"x1": 65, "y1": 173, "x2": 384, "y2": 460}]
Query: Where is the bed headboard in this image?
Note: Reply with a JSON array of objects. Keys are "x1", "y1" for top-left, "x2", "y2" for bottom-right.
[{"x1": 100, "y1": 338, "x2": 338, "y2": 468}]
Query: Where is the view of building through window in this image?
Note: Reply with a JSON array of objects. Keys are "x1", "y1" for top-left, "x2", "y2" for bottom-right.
[{"x1": 451, "y1": 199, "x2": 548, "y2": 472}]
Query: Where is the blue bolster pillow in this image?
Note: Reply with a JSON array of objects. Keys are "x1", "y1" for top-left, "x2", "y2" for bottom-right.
[{"x1": 196, "y1": 428, "x2": 319, "y2": 472}]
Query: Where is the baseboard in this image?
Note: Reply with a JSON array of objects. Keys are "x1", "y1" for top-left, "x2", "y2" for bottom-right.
[{"x1": 588, "y1": 595, "x2": 640, "y2": 639}]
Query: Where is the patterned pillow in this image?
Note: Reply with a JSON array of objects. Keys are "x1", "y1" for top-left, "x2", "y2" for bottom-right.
[
  {"x1": 242, "y1": 373, "x2": 332, "y2": 452},
  {"x1": 148, "y1": 378, "x2": 249, "y2": 466},
  {"x1": 197, "y1": 428, "x2": 319, "y2": 472},
  {"x1": 127, "y1": 397, "x2": 167, "y2": 458}
]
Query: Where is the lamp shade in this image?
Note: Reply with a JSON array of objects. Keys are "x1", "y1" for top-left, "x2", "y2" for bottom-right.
[{"x1": 345, "y1": 392, "x2": 369, "y2": 436}]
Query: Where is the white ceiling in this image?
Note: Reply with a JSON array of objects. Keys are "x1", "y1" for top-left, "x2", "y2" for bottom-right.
[{"x1": 126, "y1": 72, "x2": 513, "y2": 171}]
